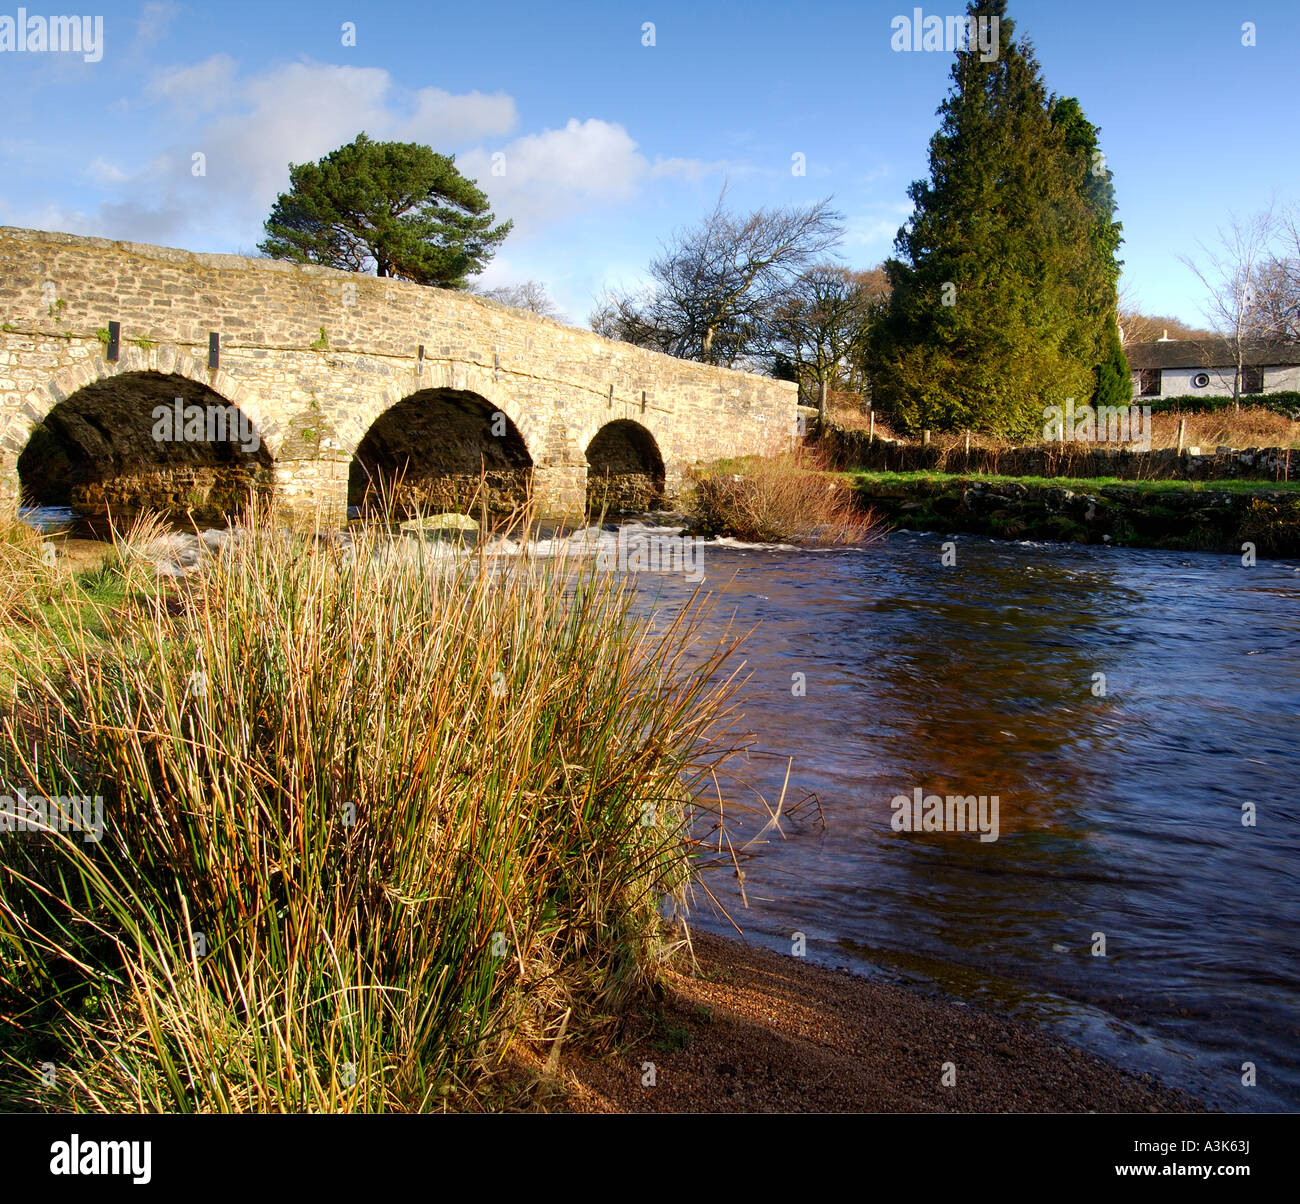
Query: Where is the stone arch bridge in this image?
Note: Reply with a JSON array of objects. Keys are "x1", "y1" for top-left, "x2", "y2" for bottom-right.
[{"x1": 0, "y1": 227, "x2": 797, "y2": 525}]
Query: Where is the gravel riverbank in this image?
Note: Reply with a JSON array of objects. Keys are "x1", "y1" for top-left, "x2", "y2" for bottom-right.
[{"x1": 536, "y1": 931, "x2": 1202, "y2": 1114}]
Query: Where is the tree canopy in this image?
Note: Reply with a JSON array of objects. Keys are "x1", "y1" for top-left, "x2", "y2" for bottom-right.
[{"x1": 259, "y1": 133, "x2": 511, "y2": 289}]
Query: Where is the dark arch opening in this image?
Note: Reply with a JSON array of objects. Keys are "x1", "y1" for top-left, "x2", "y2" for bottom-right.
[
  {"x1": 585, "y1": 420, "x2": 666, "y2": 514},
  {"x1": 349, "y1": 388, "x2": 533, "y2": 517},
  {"x1": 18, "y1": 371, "x2": 272, "y2": 525}
]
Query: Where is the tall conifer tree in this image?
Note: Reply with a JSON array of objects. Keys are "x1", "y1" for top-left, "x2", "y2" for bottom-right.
[{"x1": 867, "y1": 1, "x2": 1126, "y2": 435}]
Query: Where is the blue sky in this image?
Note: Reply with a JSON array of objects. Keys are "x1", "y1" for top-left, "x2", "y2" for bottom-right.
[{"x1": 2, "y1": 0, "x2": 1297, "y2": 328}]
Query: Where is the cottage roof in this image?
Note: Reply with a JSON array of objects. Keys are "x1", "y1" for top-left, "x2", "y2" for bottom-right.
[{"x1": 1124, "y1": 339, "x2": 1300, "y2": 370}]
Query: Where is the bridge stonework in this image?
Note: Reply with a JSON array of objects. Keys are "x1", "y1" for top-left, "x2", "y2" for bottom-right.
[{"x1": 0, "y1": 227, "x2": 797, "y2": 523}]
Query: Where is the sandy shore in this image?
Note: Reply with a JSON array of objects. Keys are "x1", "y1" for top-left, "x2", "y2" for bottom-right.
[{"x1": 529, "y1": 930, "x2": 1201, "y2": 1113}]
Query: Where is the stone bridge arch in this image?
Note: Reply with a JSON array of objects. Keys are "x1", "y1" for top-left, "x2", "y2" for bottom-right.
[
  {"x1": 344, "y1": 361, "x2": 588, "y2": 518},
  {"x1": 17, "y1": 341, "x2": 284, "y2": 460},
  {"x1": 584, "y1": 419, "x2": 667, "y2": 514},
  {"x1": 349, "y1": 385, "x2": 536, "y2": 516},
  {"x1": 12, "y1": 344, "x2": 278, "y2": 523},
  {"x1": 340, "y1": 359, "x2": 507, "y2": 455}
]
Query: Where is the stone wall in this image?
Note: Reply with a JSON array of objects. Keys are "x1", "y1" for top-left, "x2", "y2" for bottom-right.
[
  {"x1": 0, "y1": 226, "x2": 798, "y2": 522},
  {"x1": 856, "y1": 476, "x2": 1300, "y2": 558}
]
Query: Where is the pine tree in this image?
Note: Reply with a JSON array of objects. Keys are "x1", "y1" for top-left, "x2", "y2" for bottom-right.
[
  {"x1": 866, "y1": 1, "x2": 1125, "y2": 436},
  {"x1": 259, "y1": 133, "x2": 512, "y2": 289}
]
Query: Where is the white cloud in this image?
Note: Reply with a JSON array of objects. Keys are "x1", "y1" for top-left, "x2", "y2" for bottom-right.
[
  {"x1": 86, "y1": 157, "x2": 130, "y2": 185},
  {"x1": 649, "y1": 155, "x2": 739, "y2": 183},
  {"x1": 150, "y1": 53, "x2": 240, "y2": 111},
  {"x1": 8, "y1": 196, "x2": 192, "y2": 247},
  {"x1": 97, "y1": 199, "x2": 194, "y2": 245},
  {"x1": 459, "y1": 118, "x2": 722, "y2": 235},
  {"x1": 135, "y1": 1, "x2": 179, "y2": 48},
  {"x1": 7, "y1": 200, "x2": 98, "y2": 237},
  {"x1": 205, "y1": 62, "x2": 399, "y2": 202},
  {"x1": 398, "y1": 87, "x2": 518, "y2": 144},
  {"x1": 63, "y1": 59, "x2": 522, "y2": 246},
  {"x1": 19, "y1": 55, "x2": 718, "y2": 259},
  {"x1": 846, "y1": 218, "x2": 902, "y2": 244},
  {"x1": 845, "y1": 204, "x2": 912, "y2": 251},
  {"x1": 463, "y1": 119, "x2": 646, "y2": 208},
  {"x1": 190, "y1": 62, "x2": 520, "y2": 212},
  {"x1": 858, "y1": 164, "x2": 893, "y2": 186}
]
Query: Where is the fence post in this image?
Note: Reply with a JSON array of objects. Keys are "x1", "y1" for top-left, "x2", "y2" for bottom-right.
[{"x1": 1177, "y1": 417, "x2": 1186, "y2": 455}]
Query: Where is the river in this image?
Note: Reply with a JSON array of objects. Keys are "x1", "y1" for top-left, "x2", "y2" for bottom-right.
[{"x1": 638, "y1": 531, "x2": 1300, "y2": 1113}]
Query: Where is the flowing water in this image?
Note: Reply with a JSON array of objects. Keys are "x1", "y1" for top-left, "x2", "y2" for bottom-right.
[{"x1": 635, "y1": 532, "x2": 1300, "y2": 1114}]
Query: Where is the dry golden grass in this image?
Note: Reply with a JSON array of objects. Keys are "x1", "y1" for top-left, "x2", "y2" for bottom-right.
[
  {"x1": 0, "y1": 500, "x2": 769, "y2": 1112},
  {"x1": 827, "y1": 401, "x2": 1300, "y2": 454},
  {"x1": 1147, "y1": 408, "x2": 1300, "y2": 451},
  {"x1": 825, "y1": 399, "x2": 901, "y2": 439},
  {"x1": 687, "y1": 444, "x2": 883, "y2": 545}
]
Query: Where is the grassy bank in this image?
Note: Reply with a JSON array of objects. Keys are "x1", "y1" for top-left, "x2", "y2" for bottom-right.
[
  {"x1": 0, "y1": 508, "x2": 760, "y2": 1112},
  {"x1": 827, "y1": 401, "x2": 1300, "y2": 452},
  {"x1": 0, "y1": 518, "x2": 126, "y2": 697},
  {"x1": 851, "y1": 470, "x2": 1300, "y2": 495}
]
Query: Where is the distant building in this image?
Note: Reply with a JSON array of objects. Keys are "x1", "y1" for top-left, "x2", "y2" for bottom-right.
[{"x1": 1124, "y1": 339, "x2": 1300, "y2": 400}]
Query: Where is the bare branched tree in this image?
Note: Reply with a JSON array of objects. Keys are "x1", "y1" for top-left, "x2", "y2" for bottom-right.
[
  {"x1": 762, "y1": 264, "x2": 888, "y2": 424},
  {"x1": 592, "y1": 189, "x2": 845, "y2": 368},
  {"x1": 1246, "y1": 201, "x2": 1300, "y2": 343},
  {"x1": 472, "y1": 279, "x2": 567, "y2": 323},
  {"x1": 1179, "y1": 203, "x2": 1277, "y2": 409}
]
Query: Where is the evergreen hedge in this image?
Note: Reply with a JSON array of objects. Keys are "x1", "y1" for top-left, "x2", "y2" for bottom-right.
[{"x1": 1145, "y1": 392, "x2": 1300, "y2": 417}]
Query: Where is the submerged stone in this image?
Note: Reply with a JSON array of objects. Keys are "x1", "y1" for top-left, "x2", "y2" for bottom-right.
[{"x1": 399, "y1": 513, "x2": 480, "y2": 536}]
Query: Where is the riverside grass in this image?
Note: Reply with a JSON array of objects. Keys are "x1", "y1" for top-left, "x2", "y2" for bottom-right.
[
  {"x1": 0, "y1": 506, "x2": 759, "y2": 1112},
  {"x1": 0, "y1": 517, "x2": 127, "y2": 700},
  {"x1": 688, "y1": 445, "x2": 882, "y2": 546}
]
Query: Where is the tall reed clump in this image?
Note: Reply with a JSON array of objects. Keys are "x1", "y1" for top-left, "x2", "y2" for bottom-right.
[
  {"x1": 0, "y1": 507, "x2": 753, "y2": 1112},
  {"x1": 0, "y1": 515, "x2": 47, "y2": 634},
  {"x1": 687, "y1": 445, "x2": 882, "y2": 546}
]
